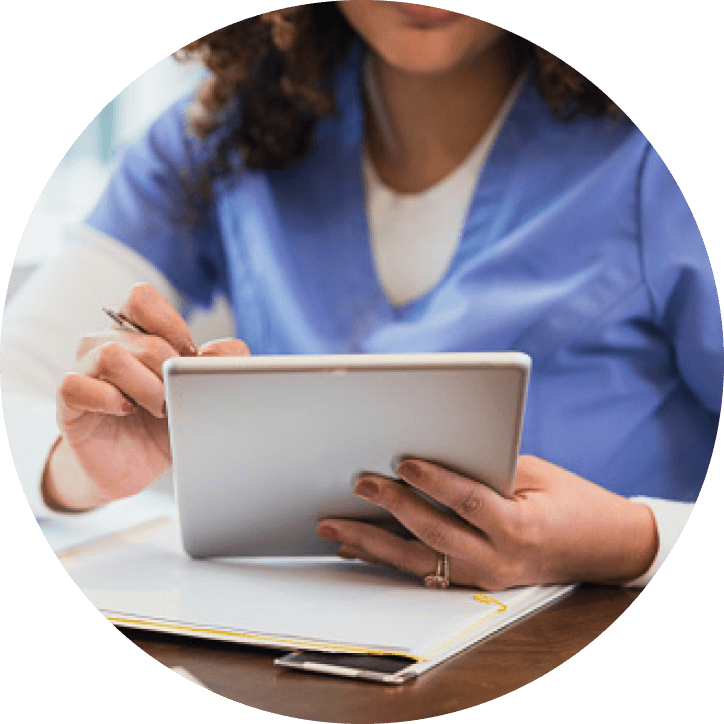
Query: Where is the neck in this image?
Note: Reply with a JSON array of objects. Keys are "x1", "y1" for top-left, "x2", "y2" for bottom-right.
[{"x1": 365, "y1": 37, "x2": 521, "y2": 193}]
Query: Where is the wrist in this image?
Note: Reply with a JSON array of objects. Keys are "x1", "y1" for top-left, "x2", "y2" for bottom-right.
[
  {"x1": 621, "y1": 501, "x2": 660, "y2": 583},
  {"x1": 41, "y1": 437, "x2": 109, "y2": 512},
  {"x1": 589, "y1": 498, "x2": 659, "y2": 585}
]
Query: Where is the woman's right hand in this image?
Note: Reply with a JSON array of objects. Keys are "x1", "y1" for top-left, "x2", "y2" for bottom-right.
[{"x1": 42, "y1": 284, "x2": 249, "y2": 511}]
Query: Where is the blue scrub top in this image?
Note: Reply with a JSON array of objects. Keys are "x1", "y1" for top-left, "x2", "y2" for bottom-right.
[{"x1": 87, "y1": 52, "x2": 723, "y2": 503}]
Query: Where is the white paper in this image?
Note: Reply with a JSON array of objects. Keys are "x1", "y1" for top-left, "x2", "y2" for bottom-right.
[
  {"x1": 40, "y1": 489, "x2": 176, "y2": 554},
  {"x1": 65, "y1": 518, "x2": 570, "y2": 661}
]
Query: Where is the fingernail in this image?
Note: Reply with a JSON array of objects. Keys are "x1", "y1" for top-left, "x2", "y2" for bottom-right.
[
  {"x1": 397, "y1": 460, "x2": 422, "y2": 483},
  {"x1": 182, "y1": 340, "x2": 198, "y2": 357},
  {"x1": 337, "y1": 548, "x2": 357, "y2": 560},
  {"x1": 354, "y1": 477, "x2": 380, "y2": 500},
  {"x1": 317, "y1": 524, "x2": 340, "y2": 541},
  {"x1": 122, "y1": 399, "x2": 135, "y2": 414}
]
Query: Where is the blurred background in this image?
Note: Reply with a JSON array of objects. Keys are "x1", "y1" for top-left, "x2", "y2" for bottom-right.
[{"x1": 7, "y1": 55, "x2": 204, "y2": 300}]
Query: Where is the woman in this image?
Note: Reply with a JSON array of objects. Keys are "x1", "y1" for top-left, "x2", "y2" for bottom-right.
[{"x1": 2, "y1": 2, "x2": 720, "y2": 589}]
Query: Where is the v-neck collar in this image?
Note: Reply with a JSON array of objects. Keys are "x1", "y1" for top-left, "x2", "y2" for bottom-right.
[
  {"x1": 363, "y1": 78, "x2": 551, "y2": 325},
  {"x1": 224, "y1": 48, "x2": 552, "y2": 354}
]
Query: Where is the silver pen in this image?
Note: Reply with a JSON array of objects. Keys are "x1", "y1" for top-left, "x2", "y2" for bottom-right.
[
  {"x1": 102, "y1": 306, "x2": 150, "y2": 335},
  {"x1": 103, "y1": 306, "x2": 198, "y2": 357}
]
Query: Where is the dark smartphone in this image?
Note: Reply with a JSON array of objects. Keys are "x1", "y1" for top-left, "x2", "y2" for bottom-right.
[{"x1": 275, "y1": 650, "x2": 417, "y2": 684}]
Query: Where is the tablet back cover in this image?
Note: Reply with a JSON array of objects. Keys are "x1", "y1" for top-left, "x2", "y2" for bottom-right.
[{"x1": 165, "y1": 353, "x2": 529, "y2": 557}]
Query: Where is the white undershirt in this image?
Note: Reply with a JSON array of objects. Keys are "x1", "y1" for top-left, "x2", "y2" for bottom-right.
[{"x1": 363, "y1": 63, "x2": 525, "y2": 307}]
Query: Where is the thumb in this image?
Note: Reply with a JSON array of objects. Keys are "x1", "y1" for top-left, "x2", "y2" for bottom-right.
[{"x1": 197, "y1": 338, "x2": 250, "y2": 357}]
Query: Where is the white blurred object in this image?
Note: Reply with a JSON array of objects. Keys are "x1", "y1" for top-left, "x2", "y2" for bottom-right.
[
  {"x1": 15, "y1": 160, "x2": 111, "y2": 266},
  {"x1": 115, "y1": 55, "x2": 202, "y2": 146},
  {"x1": 13, "y1": 56, "x2": 202, "y2": 268}
]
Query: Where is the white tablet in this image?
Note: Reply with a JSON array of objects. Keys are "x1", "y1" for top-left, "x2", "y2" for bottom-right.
[{"x1": 164, "y1": 352, "x2": 530, "y2": 558}]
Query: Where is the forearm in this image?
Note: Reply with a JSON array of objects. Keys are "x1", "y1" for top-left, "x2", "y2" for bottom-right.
[
  {"x1": 579, "y1": 497, "x2": 659, "y2": 585},
  {"x1": 538, "y1": 483, "x2": 659, "y2": 586},
  {"x1": 1, "y1": 225, "x2": 183, "y2": 516},
  {"x1": 564, "y1": 496, "x2": 694, "y2": 587}
]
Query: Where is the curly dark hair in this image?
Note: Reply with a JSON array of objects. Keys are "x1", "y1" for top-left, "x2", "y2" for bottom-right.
[{"x1": 176, "y1": 2, "x2": 618, "y2": 179}]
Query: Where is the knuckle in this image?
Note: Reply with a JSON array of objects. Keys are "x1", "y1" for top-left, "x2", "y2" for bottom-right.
[
  {"x1": 416, "y1": 522, "x2": 449, "y2": 551},
  {"x1": 58, "y1": 373, "x2": 80, "y2": 400},
  {"x1": 487, "y1": 572, "x2": 510, "y2": 591},
  {"x1": 516, "y1": 454, "x2": 545, "y2": 482},
  {"x1": 454, "y1": 487, "x2": 483, "y2": 518},
  {"x1": 126, "y1": 283, "x2": 155, "y2": 315},
  {"x1": 523, "y1": 517, "x2": 545, "y2": 552},
  {"x1": 390, "y1": 550, "x2": 417, "y2": 577},
  {"x1": 377, "y1": 480, "x2": 417, "y2": 518},
  {"x1": 97, "y1": 342, "x2": 124, "y2": 377},
  {"x1": 141, "y1": 335, "x2": 173, "y2": 367},
  {"x1": 376, "y1": 480, "x2": 402, "y2": 511},
  {"x1": 350, "y1": 524, "x2": 371, "y2": 550},
  {"x1": 478, "y1": 563, "x2": 519, "y2": 591},
  {"x1": 336, "y1": 521, "x2": 362, "y2": 546},
  {"x1": 503, "y1": 509, "x2": 544, "y2": 554}
]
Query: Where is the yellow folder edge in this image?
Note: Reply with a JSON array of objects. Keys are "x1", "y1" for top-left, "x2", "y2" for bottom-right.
[
  {"x1": 62, "y1": 517, "x2": 539, "y2": 663},
  {"x1": 107, "y1": 616, "x2": 419, "y2": 659},
  {"x1": 108, "y1": 592, "x2": 520, "y2": 663},
  {"x1": 420, "y1": 592, "x2": 520, "y2": 660}
]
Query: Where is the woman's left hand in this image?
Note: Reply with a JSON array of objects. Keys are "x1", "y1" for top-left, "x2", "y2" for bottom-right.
[{"x1": 317, "y1": 455, "x2": 659, "y2": 589}]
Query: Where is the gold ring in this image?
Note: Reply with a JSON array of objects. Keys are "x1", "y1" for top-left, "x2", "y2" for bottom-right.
[{"x1": 423, "y1": 553, "x2": 450, "y2": 589}]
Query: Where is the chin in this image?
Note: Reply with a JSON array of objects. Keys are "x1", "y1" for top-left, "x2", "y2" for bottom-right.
[
  {"x1": 337, "y1": 2, "x2": 507, "y2": 77},
  {"x1": 373, "y1": 21, "x2": 505, "y2": 74},
  {"x1": 375, "y1": 33, "x2": 482, "y2": 75}
]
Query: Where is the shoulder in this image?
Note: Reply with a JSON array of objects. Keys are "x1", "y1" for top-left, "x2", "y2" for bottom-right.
[
  {"x1": 496, "y1": 75, "x2": 650, "y2": 194},
  {"x1": 117, "y1": 92, "x2": 220, "y2": 189},
  {"x1": 638, "y1": 144, "x2": 715, "y2": 316}
]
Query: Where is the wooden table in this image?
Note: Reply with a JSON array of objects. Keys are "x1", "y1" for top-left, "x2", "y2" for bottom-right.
[{"x1": 122, "y1": 584, "x2": 639, "y2": 722}]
